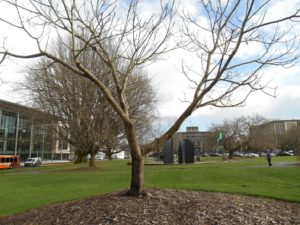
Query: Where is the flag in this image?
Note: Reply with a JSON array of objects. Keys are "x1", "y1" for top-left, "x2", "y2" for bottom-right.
[{"x1": 218, "y1": 132, "x2": 223, "y2": 141}]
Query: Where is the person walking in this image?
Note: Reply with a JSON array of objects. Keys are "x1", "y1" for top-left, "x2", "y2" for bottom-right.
[{"x1": 266, "y1": 149, "x2": 272, "y2": 167}]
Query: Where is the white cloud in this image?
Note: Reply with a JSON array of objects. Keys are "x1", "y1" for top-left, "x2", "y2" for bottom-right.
[
  {"x1": 266, "y1": 0, "x2": 300, "y2": 19},
  {"x1": 235, "y1": 42, "x2": 264, "y2": 60}
]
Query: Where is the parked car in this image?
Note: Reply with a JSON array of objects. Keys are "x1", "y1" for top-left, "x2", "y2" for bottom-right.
[
  {"x1": 95, "y1": 152, "x2": 105, "y2": 160},
  {"x1": 260, "y1": 152, "x2": 276, "y2": 157},
  {"x1": 222, "y1": 153, "x2": 229, "y2": 157},
  {"x1": 209, "y1": 152, "x2": 222, "y2": 157},
  {"x1": 232, "y1": 152, "x2": 244, "y2": 157},
  {"x1": 24, "y1": 157, "x2": 42, "y2": 167},
  {"x1": 244, "y1": 153, "x2": 259, "y2": 158},
  {"x1": 287, "y1": 150, "x2": 294, "y2": 155},
  {"x1": 276, "y1": 151, "x2": 294, "y2": 156}
]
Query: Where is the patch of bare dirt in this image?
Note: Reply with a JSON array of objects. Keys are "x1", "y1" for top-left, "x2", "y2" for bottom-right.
[{"x1": 0, "y1": 189, "x2": 299, "y2": 225}]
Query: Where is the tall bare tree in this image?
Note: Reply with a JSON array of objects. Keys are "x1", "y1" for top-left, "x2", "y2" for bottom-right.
[
  {"x1": 1, "y1": 0, "x2": 299, "y2": 195},
  {"x1": 23, "y1": 41, "x2": 156, "y2": 166}
]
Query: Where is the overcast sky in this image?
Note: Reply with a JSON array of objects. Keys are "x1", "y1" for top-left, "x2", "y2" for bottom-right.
[{"x1": 0, "y1": 0, "x2": 300, "y2": 131}]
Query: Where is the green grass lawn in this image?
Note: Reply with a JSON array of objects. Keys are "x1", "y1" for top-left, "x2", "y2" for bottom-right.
[{"x1": 0, "y1": 156, "x2": 299, "y2": 217}]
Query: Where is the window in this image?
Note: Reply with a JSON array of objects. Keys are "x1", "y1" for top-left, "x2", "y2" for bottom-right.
[
  {"x1": 1, "y1": 111, "x2": 17, "y2": 128},
  {"x1": 0, "y1": 128, "x2": 6, "y2": 139},
  {"x1": 7, "y1": 127, "x2": 16, "y2": 138},
  {"x1": 6, "y1": 140, "x2": 15, "y2": 151},
  {"x1": 58, "y1": 126, "x2": 68, "y2": 150},
  {"x1": 18, "y1": 117, "x2": 30, "y2": 139},
  {"x1": 0, "y1": 141, "x2": 3, "y2": 151},
  {"x1": 59, "y1": 138, "x2": 68, "y2": 150},
  {"x1": 17, "y1": 141, "x2": 30, "y2": 153}
]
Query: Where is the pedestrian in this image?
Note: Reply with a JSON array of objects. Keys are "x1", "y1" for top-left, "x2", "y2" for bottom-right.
[{"x1": 266, "y1": 148, "x2": 272, "y2": 167}]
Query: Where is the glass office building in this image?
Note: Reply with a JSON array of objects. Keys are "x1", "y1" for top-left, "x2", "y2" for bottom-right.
[{"x1": 0, "y1": 100, "x2": 70, "y2": 161}]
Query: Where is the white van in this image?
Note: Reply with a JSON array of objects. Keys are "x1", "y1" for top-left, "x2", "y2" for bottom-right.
[{"x1": 24, "y1": 157, "x2": 42, "y2": 167}]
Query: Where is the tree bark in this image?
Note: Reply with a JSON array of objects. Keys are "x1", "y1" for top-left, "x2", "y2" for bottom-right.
[
  {"x1": 89, "y1": 150, "x2": 96, "y2": 168},
  {"x1": 229, "y1": 150, "x2": 233, "y2": 159},
  {"x1": 129, "y1": 156, "x2": 144, "y2": 196},
  {"x1": 124, "y1": 120, "x2": 144, "y2": 196},
  {"x1": 74, "y1": 151, "x2": 86, "y2": 164}
]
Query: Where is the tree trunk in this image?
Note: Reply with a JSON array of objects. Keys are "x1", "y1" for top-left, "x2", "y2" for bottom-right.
[
  {"x1": 74, "y1": 151, "x2": 86, "y2": 164},
  {"x1": 124, "y1": 121, "x2": 144, "y2": 196},
  {"x1": 89, "y1": 150, "x2": 96, "y2": 167},
  {"x1": 229, "y1": 150, "x2": 233, "y2": 159},
  {"x1": 129, "y1": 156, "x2": 144, "y2": 196}
]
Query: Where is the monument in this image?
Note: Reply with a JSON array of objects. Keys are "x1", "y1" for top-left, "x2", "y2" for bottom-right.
[
  {"x1": 162, "y1": 139, "x2": 174, "y2": 164},
  {"x1": 178, "y1": 139, "x2": 195, "y2": 163}
]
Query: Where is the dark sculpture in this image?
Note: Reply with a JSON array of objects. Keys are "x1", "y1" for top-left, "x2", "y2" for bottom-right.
[
  {"x1": 163, "y1": 139, "x2": 174, "y2": 164},
  {"x1": 178, "y1": 139, "x2": 195, "y2": 164}
]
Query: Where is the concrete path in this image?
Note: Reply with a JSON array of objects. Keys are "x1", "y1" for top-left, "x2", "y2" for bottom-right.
[{"x1": 247, "y1": 161, "x2": 299, "y2": 168}]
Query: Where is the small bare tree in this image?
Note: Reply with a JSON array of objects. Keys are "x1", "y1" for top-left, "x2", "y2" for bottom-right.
[{"x1": 1, "y1": 0, "x2": 299, "y2": 195}]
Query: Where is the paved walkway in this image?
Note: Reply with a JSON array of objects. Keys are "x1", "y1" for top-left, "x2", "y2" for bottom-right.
[{"x1": 247, "y1": 161, "x2": 300, "y2": 168}]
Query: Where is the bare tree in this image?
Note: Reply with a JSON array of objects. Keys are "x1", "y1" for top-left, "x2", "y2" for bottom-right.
[
  {"x1": 210, "y1": 117, "x2": 248, "y2": 158},
  {"x1": 277, "y1": 126, "x2": 300, "y2": 151},
  {"x1": 247, "y1": 114, "x2": 272, "y2": 151},
  {"x1": 25, "y1": 57, "x2": 112, "y2": 167},
  {"x1": 210, "y1": 114, "x2": 267, "y2": 158},
  {"x1": 1, "y1": 0, "x2": 299, "y2": 196},
  {"x1": 23, "y1": 40, "x2": 156, "y2": 166}
]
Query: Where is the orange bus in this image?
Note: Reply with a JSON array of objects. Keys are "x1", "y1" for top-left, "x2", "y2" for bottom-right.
[{"x1": 0, "y1": 155, "x2": 21, "y2": 169}]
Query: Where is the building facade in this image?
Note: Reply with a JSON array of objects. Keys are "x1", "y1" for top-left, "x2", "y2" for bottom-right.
[
  {"x1": 0, "y1": 100, "x2": 70, "y2": 160},
  {"x1": 250, "y1": 119, "x2": 300, "y2": 150},
  {"x1": 173, "y1": 126, "x2": 210, "y2": 153}
]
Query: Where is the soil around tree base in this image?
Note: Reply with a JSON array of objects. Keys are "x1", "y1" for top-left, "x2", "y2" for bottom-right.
[{"x1": 0, "y1": 189, "x2": 299, "y2": 225}]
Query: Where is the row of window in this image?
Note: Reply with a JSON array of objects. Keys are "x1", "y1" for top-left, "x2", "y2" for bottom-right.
[
  {"x1": 0, "y1": 157, "x2": 19, "y2": 163},
  {"x1": 0, "y1": 139, "x2": 53, "y2": 149},
  {"x1": 0, "y1": 108, "x2": 69, "y2": 157},
  {"x1": 0, "y1": 127, "x2": 32, "y2": 139},
  {"x1": 1, "y1": 111, "x2": 17, "y2": 128}
]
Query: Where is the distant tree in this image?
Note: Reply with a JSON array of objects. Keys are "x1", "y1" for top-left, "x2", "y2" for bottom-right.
[
  {"x1": 247, "y1": 114, "x2": 270, "y2": 151},
  {"x1": 205, "y1": 130, "x2": 219, "y2": 153},
  {"x1": 210, "y1": 114, "x2": 266, "y2": 158},
  {"x1": 249, "y1": 129, "x2": 277, "y2": 151},
  {"x1": 277, "y1": 126, "x2": 300, "y2": 152},
  {"x1": 1, "y1": 0, "x2": 299, "y2": 195},
  {"x1": 210, "y1": 117, "x2": 247, "y2": 158}
]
